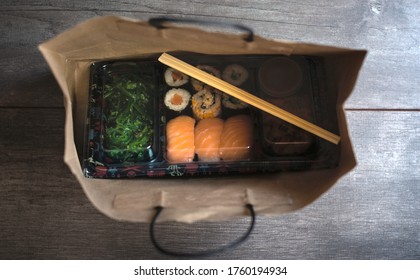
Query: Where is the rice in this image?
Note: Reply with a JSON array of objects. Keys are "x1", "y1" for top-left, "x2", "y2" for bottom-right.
[
  {"x1": 222, "y1": 64, "x2": 249, "y2": 86},
  {"x1": 191, "y1": 65, "x2": 221, "y2": 91},
  {"x1": 164, "y1": 88, "x2": 191, "y2": 112},
  {"x1": 164, "y1": 68, "x2": 189, "y2": 87},
  {"x1": 222, "y1": 93, "x2": 249, "y2": 110},
  {"x1": 191, "y1": 87, "x2": 222, "y2": 119}
]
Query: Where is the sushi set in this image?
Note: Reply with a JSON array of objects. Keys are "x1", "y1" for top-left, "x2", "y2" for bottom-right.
[{"x1": 83, "y1": 52, "x2": 340, "y2": 178}]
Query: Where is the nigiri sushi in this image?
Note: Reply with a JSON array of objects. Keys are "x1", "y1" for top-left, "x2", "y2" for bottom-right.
[
  {"x1": 195, "y1": 118, "x2": 224, "y2": 162},
  {"x1": 166, "y1": 115, "x2": 195, "y2": 163},
  {"x1": 219, "y1": 114, "x2": 253, "y2": 161}
]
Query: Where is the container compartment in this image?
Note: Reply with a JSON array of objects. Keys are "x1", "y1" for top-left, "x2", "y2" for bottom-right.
[
  {"x1": 83, "y1": 59, "x2": 162, "y2": 177},
  {"x1": 258, "y1": 56, "x2": 318, "y2": 157},
  {"x1": 160, "y1": 53, "x2": 258, "y2": 165}
]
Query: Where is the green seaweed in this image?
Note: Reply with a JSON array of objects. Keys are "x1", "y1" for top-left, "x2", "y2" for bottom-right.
[{"x1": 102, "y1": 69, "x2": 155, "y2": 162}]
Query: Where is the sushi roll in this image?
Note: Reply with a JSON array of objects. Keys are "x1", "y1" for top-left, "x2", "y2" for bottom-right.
[
  {"x1": 221, "y1": 93, "x2": 249, "y2": 110},
  {"x1": 164, "y1": 88, "x2": 191, "y2": 112},
  {"x1": 166, "y1": 115, "x2": 195, "y2": 163},
  {"x1": 191, "y1": 87, "x2": 222, "y2": 119},
  {"x1": 164, "y1": 67, "x2": 189, "y2": 87},
  {"x1": 219, "y1": 114, "x2": 253, "y2": 161},
  {"x1": 191, "y1": 65, "x2": 221, "y2": 91},
  {"x1": 222, "y1": 64, "x2": 249, "y2": 86},
  {"x1": 195, "y1": 118, "x2": 224, "y2": 162}
]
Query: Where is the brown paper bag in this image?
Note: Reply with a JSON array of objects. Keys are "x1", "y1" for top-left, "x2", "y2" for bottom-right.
[{"x1": 38, "y1": 16, "x2": 366, "y2": 223}]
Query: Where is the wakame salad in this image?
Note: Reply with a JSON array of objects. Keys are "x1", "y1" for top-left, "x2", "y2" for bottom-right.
[{"x1": 102, "y1": 68, "x2": 156, "y2": 163}]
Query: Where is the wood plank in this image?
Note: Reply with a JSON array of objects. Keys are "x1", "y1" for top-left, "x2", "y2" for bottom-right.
[
  {"x1": 1, "y1": 1, "x2": 418, "y2": 48},
  {"x1": 0, "y1": 49, "x2": 63, "y2": 108},
  {"x1": 0, "y1": 0, "x2": 419, "y2": 109},
  {"x1": 0, "y1": 108, "x2": 418, "y2": 259}
]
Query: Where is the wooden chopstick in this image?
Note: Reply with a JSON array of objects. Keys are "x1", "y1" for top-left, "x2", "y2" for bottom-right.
[{"x1": 158, "y1": 53, "x2": 340, "y2": 145}]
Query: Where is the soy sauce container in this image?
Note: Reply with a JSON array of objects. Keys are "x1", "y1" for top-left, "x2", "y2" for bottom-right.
[{"x1": 258, "y1": 57, "x2": 303, "y2": 98}]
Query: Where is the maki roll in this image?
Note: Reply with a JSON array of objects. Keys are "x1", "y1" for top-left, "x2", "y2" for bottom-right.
[
  {"x1": 222, "y1": 93, "x2": 249, "y2": 110},
  {"x1": 164, "y1": 88, "x2": 191, "y2": 112},
  {"x1": 191, "y1": 87, "x2": 222, "y2": 119},
  {"x1": 191, "y1": 65, "x2": 221, "y2": 91},
  {"x1": 222, "y1": 64, "x2": 249, "y2": 86},
  {"x1": 164, "y1": 67, "x2": 189, "y2": 87},
  {"x1": 221, "y1": 64, "x2": 249, "y2": 110}
]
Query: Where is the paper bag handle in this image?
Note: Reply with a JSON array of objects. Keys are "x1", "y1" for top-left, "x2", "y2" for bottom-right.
[
  {"x1": 150, "y1": 204, "x2": 255, "y2": 257},
  {"x1": 148, "y1": 17, "x2": 254, "y2": 42}
]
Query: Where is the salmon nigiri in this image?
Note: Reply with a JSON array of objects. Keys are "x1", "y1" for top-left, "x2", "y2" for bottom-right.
[
  {"x1": 195, "y1": 118, "x2": 224, "y2": 162},
  {"x1": 219, "y1": 114, "x2": 253, "y2": 161},
  {"x1": 166, "y1": 115, "x2": 195, "y2": 162}
]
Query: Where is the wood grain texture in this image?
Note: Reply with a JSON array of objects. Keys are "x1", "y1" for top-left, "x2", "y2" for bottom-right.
[
  {"x1": 1, "y1": 0, "x2": 419, "y2": 108},
  {"x1": 0, "y1": 0, "x2": 419, "y2": 259}
]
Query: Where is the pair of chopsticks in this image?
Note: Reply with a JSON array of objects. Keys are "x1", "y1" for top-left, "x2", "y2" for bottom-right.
[{"x1": 159, "y1": 53, "x2": 340, "y2": 145}]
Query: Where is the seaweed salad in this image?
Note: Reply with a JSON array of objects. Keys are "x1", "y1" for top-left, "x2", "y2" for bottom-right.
[{"x1": 102, "y1": 65, "x2": 156, "y2": 163}]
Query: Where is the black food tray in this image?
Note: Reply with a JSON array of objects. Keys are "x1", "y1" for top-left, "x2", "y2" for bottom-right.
[{"x1": 82, "y1": 52, "x2": 340, "y2": 178}]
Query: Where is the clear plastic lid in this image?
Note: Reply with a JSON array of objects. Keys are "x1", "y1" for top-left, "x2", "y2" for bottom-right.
[{"x1": 83, "y1": 53, "x2": 340, "y2": 178}]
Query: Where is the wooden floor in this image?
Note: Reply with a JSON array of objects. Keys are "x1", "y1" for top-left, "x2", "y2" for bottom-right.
[{"x1": 1, "y1": 0, "x2": 419, "y2": 259}]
